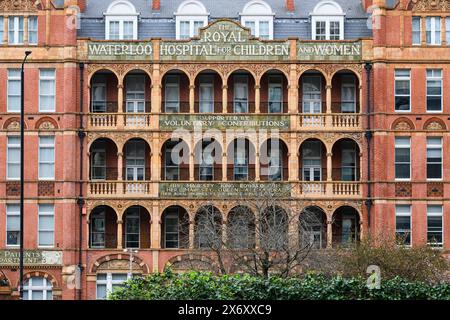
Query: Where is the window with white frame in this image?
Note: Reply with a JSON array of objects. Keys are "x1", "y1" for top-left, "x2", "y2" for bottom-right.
[
  {"x1": 394, "y1": 69, "x2": 411, "y2": 112},
  {"x1": 7, "y1": 136, "x2": 20, "y2": 180},
  {"x1": 446, "y1": 17, "x2": 450, "y2": 44},
  {"x1": 310, "y1": 1, "x2": 345, "y2": 40},
  {"x1": 8, "y1": 16, "x2": 24, "y2": 44},
  {"x1": 104, "y1": 1, "x2": 138, "y2": 40},
  {"x1": 96, "y1": 273, "x2": 131, "y2": 300},
  {"x1": 175, "y1": 0, "x2": 208, "y2": 40},
  {"x1": 39, "y1": 136, "x2": 55, "y2": 180},
  {"x1": 28, "y1": 16, "x2": 38, "y2": 44},
  {"x1": 426, "y1": 16, "x2": 441, "y2": 45},
  {"x1": 241, "y1": 1, "x2": 274, "y2": 40},
  {"x1": 6, "y1": 204, "x2": 20, "y2": 246},
  {"x1": 0, "y1": 17, "x2": 4, "y2": 44},
  {"x1": 426, "y1": 69, "x2": 442, "y2": 112},
  {"x1": 38, "y1": 204, "x2": 54, "y2": 247},
  {"x1": 395, "y1": 205, "x2": 411, "y2": 246},
  {"x1": 23, "y1": 277, "x2": 53, "y2": 300},
  {"x1": 7, "y1": 69, "x2": 21, "y2": 112},
  {"x1": 412, "y1": 16, "x2": 421, "y2": 45},
  {"x1": 427, "y1": 205, "x2": 443, "y2": 247},
  {"x1": 39, "y1": 69, "x2": 56, "y2": 112},
  {"x1": 426, "y1": 137, "x2": 442, "y2": 180},
  {"x1": 395, "y1": 137, "x2": 411, "y2": 180}
]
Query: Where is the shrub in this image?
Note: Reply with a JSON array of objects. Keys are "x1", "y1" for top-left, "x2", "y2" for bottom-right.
[{"x1": 108, "y1": 270, "x2": 450, "y2": 300}]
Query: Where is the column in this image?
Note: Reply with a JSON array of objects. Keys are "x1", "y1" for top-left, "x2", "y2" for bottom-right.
[
  {"x1": 23, "y1": 16, "x2": 29, "y2": 45},
  {"x1": 359, "y1": 85, "x2": 363, "y2": 114},
  {"x1": 117, "y1": 152, "x2": 123, "y2": 181},
  {"x1": 288, "y1": 217, "x2": 298, "y2": 248},
  {"x1": 151, "y1": 84, "x2": 162, "y2": 113},
  {"x1": 255, "y1": 217, "x2": 260, "y2": 249},
  {"x1": 326, "y1": 220, "x2": 333, "y2": 249},
  {"x1": 222, "y1": 220, "x2": 227, "y2": 246},
  {"x1": 326, "y1": 84, "x2": 332, "y2": 114},
  {"x1": 327, "y1": 152, "x2": 333, "y2": 182},
  {"x1": 222, "y1": 152, "x2": 227, "y2": 181},
  {"x1": 189, "y1": 220, "x2": 195, "y2": 249},
  {"x1": 441, "y1": 15, "x2": 446, "y2": 45},
  {"x1": 117, "y1": 83, "x2": 124, "y2": 113},
  {"x1": 117, "y1": 220, "x2": 123, "y2": 249},
  {"x1": 420, "y1": 16, "x2": 426, "y2": 46},
  {"x1": 2, "y1": 16, "x2": 7, "y2": 44},
  {"x1": 189, "y1": 84, "x2": 195, "y2": 113},
  {"x1": 222, "y1": 85, "x2": 228, "y2": 113},
  {"x1": 288, "y1": 137, "x2": 299, "y2": 181},
  {"x1": 189, "y1": 152, "x2": 195, "y2": 181},
  {"x1": 254, "y1": 84, "x2": 260, "y2": 114},
  {"x1": 151, "y1": 150, "x2": 161, "y2": 181},
  {"x1": 151, "y1": 206, "x2": 160, "y2": 249},
  {"x1": 255, "y1": 152, "x2": 260, "y2": 181}
]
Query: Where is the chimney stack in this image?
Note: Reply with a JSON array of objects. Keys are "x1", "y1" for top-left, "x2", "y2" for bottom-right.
[
  {"x1": 152, "y1": 0, "x2": 161, "y2": 11},
  {"x1": 285, "y1": 0, "x2": 294, "y2": 12},
  {"x1": 77, "y1": 0, "x2": 86, "y2": 12}
]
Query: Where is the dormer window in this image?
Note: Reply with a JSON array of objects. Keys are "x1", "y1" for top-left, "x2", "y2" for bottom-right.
[
  {"x1": 175, "y1": 0, "x2": 209, "y2": 40},
  {"x1": 310, "y1": 1, "x2": 345, "y2": 40},
  {"x1": 240, "y1": 0, "x2": 274, "y2": 40},
  {"x1": 104, "y1": 0, "x2": 139, "y2": 40}
]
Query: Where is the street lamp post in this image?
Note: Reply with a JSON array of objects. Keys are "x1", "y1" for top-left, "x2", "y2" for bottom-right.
[
  {"x1": 19, "y1": 51, "x2": 32, "y2": 300},
  {"x1": 123, "y1": 249, "x2": 138, "y2": 279}
]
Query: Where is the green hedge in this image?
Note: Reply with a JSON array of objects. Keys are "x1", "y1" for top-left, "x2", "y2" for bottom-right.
[{"x1": 109, "y1": 270, "x2": 450, "y2": 300}]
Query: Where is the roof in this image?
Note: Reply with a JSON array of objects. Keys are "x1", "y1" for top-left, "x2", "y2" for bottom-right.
[{"x1": 81, "y1": 0, "x2": 370, "y2": 19}]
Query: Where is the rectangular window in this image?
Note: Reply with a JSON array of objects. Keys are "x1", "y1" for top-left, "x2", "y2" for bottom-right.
[
  {"x1": 8, "y1": 16, "x2": 24, "y2": 44},
  {"x1": 39, "y1": 69, "x2": 56, "y2": 112},
  {"x1": 179, "y1": 21, "x2": 190, "y2": 39},
  {"x1": 90, "y1": 146, "x2": 106, "y2": 180},
  {"x1": 123, "y1": 21, "x2": 133, "y2": 40},
  {"x1": 193, "y1": 20, "x2": 204, "y2": 37},
  {"x1": 7, "y1": 136, "x2": 20, "y2": 180},
  {"x1": 412, "y1": 16, "x2": 421, "y2": 45},
  {"x1": 426, "y1": 17, "x2": 441, "y2": 45},
  {"x1": 315, "y1": 21, "x2": 326, "y2": 40},
  {"x1": 427, "y1": 205, "x2": 443, "y2": 247},
  {"x1": 6, "y1": 204, "x2": 20, "y2": 246},
  {"x1": 259, "y1": 21, "x2": 270, "y2": 39},
  {"x1": 96, "y1": 273, "x2": 130, "y2": 300},
  {"x1": 164, "y1": 75, "x2": 180, "y2": 113},
  {"x1": 395, "y1": 137, "x2": 411, "y2": 180},
  {"x1": 329, "y1": 21, "x2": 340, "y2": 40},
  {"x1": 446, "y1": 17, "x2": 450, "y2": 44},
  {"x1": 39, "y1": 136, "x2": 55, "y2": 180},
  {"x1": 7, "y1": 69, "x2": 21, "y2": 112},
  {"x1": 395, "y1": 205, "x2": 411, "y2": 246},
  {"x1": 394, "y1": 69, "x2": 411, "y2": 111},
  {"x1": 268, "y1": 75, "x2": 283, "y2": 113},
  {"x1": 426, "y1": 69, "x2": 442, "y2": 112},
  {"x1": 28, "y1": 16, "x2": 38, "y2": 44},
  {"x1": 0, "y1": 17, "x2": 4, "y2": 44},
  {"x1": 244, "y1": 21, "x2": 256, "y2": 36},
  {"x1": 427, "y1": 137, "x2": 442, "y2": 180},
  {"x1": 199, "y1": 75, "x2": 214, "y2": 113},
  {"x1": 38, "y1": 204, "x2": 54, "y2": 247},
  {"x1": 109, "y1": 21, "x2": 120, "y2": 40},
  {"x1": 341, "y1": 75, "x2": 356, "y2": 113},
  {"x1": 233, "y1": 75, "x2": 248, "y2": 113},
  {"x1": 164, "y1": 212, "x2": 179, "y2": 248}
]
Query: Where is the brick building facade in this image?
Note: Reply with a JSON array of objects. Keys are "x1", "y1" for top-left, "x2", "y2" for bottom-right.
[{"x1": 0, "y1": 0, "x2": 448, "y2": 300}]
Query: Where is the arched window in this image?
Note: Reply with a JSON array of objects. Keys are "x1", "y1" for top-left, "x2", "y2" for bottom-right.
[
  {"x1": 23, "y1": 277, "x2": 53, "y2": 300},
  {"x1": 240, "y1": 0, "x2": 274, "y2": 40},
  {"x1": 104, "y1": 0, "x2": 139, "y2": 40},
  {"x1": 175, "y1": 0, "x2": 209, "y2": 40},
  {"x1": 310, "y1": 1, "x2": 345, "y2": 40}
]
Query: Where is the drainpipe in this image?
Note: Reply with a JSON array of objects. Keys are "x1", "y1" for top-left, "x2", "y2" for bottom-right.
[
  {"x1": 77, "y1": 62, "x2": 86, "y2": 300},
  {"x1": 364, "y1": 62, "x2": 373, "y2": 230}
]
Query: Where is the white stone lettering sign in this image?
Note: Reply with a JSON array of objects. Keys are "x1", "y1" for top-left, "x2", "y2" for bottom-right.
[
  {"x1": 297, "y1": 42, "x2": 362, "y2": 61},
  {"x1": 160, "y1": 20, "x2": 290, "y2": 61},
  {"x1": 160, "y1": 114, "x2": 290, "y2": 130},
  {"x1": 0, "y1": 250, "x2": 63, "y2": 266},
  {"x1": 159, "y1": 183, "x2": 292, "y2": 199},
  {"x1": 88, "y1": 42, "x2": 153, "y2": 60}
]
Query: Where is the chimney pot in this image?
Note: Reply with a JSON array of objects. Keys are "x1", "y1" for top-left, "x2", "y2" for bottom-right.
[
  {"x1": 152, "y1": 0, "x2": 161, "y2": 11},
  {"x1": 285, "y1": 0, "x2": 294, "y2": 12}
]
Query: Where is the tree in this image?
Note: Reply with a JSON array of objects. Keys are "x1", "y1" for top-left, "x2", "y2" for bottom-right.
[{"x1": 192, "y1": 183, "x2": 323, "y2": 278}]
